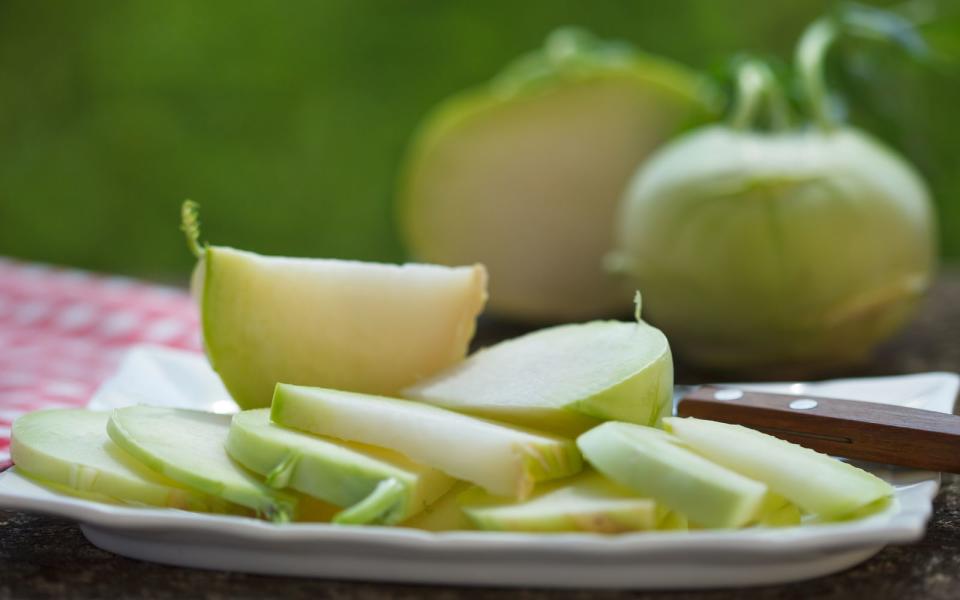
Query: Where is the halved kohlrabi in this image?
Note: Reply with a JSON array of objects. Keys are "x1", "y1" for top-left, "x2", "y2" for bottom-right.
[
  {"x1": 11, "y1": 409, "x2": 238, "y2": 514},
  {"x1": 107, "y1": 406, "x2": 301, "y2": 522},
  {"x1": 663, "y1": 417, "x2": 893, "y2": 519},
  {"x1": 459, "y1": 470, "x2": 657, "y2": 533},
  {"x1": 226, "y1": 409, "x2": 455, "y2": 525},
  {"x1": 182, "y1": 202, "x2": 487, "y2": 410},
  {"x1": 400, "y1": 28, "x2": 719, "y2": 323},
  {"x1": 405, "y1": 299, "x2": 672, "y2": 434},
  {"x1": 271, "y1": 385, "x2": 581, "y2": 499},
  {"x1": 577, "y1": 422, "x2": 767, "y2": 528}
]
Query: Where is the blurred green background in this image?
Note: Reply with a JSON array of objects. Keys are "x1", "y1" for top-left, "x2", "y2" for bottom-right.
[{"x1": 0, "y1": 0, "x2": 956, "y2": 281}]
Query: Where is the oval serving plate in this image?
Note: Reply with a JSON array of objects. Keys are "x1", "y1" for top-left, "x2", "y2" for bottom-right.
[{"x1": 0, "y1": 346, "x2": 952, "y2": 589}]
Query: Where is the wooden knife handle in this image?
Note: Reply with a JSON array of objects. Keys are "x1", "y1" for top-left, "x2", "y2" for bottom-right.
[{"x1": 677, "y1": 386, "x2": 960, "y2": 473}]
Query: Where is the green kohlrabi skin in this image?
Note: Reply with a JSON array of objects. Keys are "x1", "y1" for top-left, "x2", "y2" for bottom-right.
[
  {"x1": 611, "y1": 43, "x2": 936, "y2": 374},
  {"x1": 399, "y1": 28, "x2": 720, "y2": 323}
]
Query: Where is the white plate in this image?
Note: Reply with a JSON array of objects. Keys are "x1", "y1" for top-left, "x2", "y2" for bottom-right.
[{"x1": 0, "y1": 346, "x2": 955, "y2": 589}]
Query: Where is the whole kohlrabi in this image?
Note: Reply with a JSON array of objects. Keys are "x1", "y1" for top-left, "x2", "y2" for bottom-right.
[{"x1": 610, "y1": 12, "x2": 937, "y2": 375}]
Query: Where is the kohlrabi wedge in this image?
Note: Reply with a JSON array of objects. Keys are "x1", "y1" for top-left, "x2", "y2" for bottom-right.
[
  {"x1": 226, "y1": 409, "x2": 455, "y2": 525},
  {"x1": 402, "y1": 482, "x2": 475, "y2": 532},
  {"x1": 182, "y1": 202, "x2": 487, "y2": 409},
  {"x1": 107, "y1": 406, "x2": 299, "y2": 522},
  {"x1": 11, "y1": 409, "x2": 237, "y2": 513},
  {"x1": 272, "y1": 385, "x2": 582, "y2": 499},
  {"x1": 577, "y1": 422, "x2": 766, "y2": 528},
  {"x1": 399, "y1": 28, "x2": 719, "y2": 322},
  {"x1": 459, "y1": 470, "x2": 656, "y2": 533},
  {"x1": 663, "y1": 417, "x2": 893, "y2": 519},
  {"x1": 405, "y1": 299, "x2": 671, "y2": 434}
]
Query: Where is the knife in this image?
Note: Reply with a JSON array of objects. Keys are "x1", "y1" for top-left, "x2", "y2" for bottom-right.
[{"x1": 676, "y1": 385, "x2": 960, "y2": 473}]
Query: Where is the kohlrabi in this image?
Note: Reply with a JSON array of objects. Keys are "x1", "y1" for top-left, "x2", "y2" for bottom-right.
[
  {"x1": 400, "y1": 28, "x2": 719, "y2": 323},
  {"x1": 610, "y1": 9, "x2": 936, "y2": 374}
]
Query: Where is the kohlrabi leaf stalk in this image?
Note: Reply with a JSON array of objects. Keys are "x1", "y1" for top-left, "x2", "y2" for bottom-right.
[{"x1": 797, "y1": 3, "x2": 930, "y2": 130}]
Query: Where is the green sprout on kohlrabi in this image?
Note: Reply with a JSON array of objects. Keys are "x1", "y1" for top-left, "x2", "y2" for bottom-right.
[{"x1": 610, "y1": 5, "x2": 937, "y2": 376}]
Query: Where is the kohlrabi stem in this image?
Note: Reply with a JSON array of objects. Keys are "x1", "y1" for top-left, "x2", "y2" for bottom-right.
[
  {"x1": 729, "y1": 60, "x2": 791, "y2": 132},
  {"x1": 796, "y1": 17, "x2": 839, "y2": 131},
  {"x1": 180, "y1": 199, "x2": 204, "y2": 258}
]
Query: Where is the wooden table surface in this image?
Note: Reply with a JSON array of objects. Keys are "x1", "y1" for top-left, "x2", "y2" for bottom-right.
[{"x1": 3, "y1": 272, "x2": 960, "y2": 600}]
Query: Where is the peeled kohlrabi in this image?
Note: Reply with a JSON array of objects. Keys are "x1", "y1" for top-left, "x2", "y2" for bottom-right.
[
  {"x1": 400, "y1": 28, "x2": 719, "y2": 322},
  {"x1": 610, "y1": 13, "x2": 936, "y2": 374}
]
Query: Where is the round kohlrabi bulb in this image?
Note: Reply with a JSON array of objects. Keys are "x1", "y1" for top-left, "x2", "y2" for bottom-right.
[{"x1": 612, "y1": 123, "x2": 936, "y2": 373}]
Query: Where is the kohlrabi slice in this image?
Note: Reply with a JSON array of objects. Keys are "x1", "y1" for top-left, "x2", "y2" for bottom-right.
[
  {"x1": 11, "y1": 409, "x2": 237, "y2": 513},
  {"x1": 182, "y1": 202, "x2": 487, "y2": 410},
  {"x1": 402, "y1": 482, "x2": 475, "y2": 532},
  {"x1": 663, "y1": 417, "x2": 893, "y2": 519},
  {"x1": 405, "y1": 300, "x2": 672, "y2": 433},
  {"x1": 226, "y1": 409, "x2": 455, "y2": 525},
  {"x1": 459, "y1": 470, "x2": 656, "y2": 533},
  {"x1": 577, "y1": 422, "x2": 766, "y2": 528},
  {"x1": 107, "y1": 406, "x2": 298, "y2": 522},
  {"x1": 272, "y1": 385, "x2": 582, "y2": 499},
  {"x1": 399, "y1": 28, "x2": 719, "y2": 322}
]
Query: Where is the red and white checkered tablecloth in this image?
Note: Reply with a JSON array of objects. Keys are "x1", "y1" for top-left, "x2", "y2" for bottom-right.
[{"x1": 0, "y1": 256, "x2": 202, "y2": 465}]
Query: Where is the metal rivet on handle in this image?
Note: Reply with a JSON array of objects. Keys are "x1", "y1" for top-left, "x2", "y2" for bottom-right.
[
  {"x1": 714, "y1": 389, "x2": 744, "y2": 401},
  {"x1": 789, "y1": 399, "x2": 818, "y2": 410}
]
